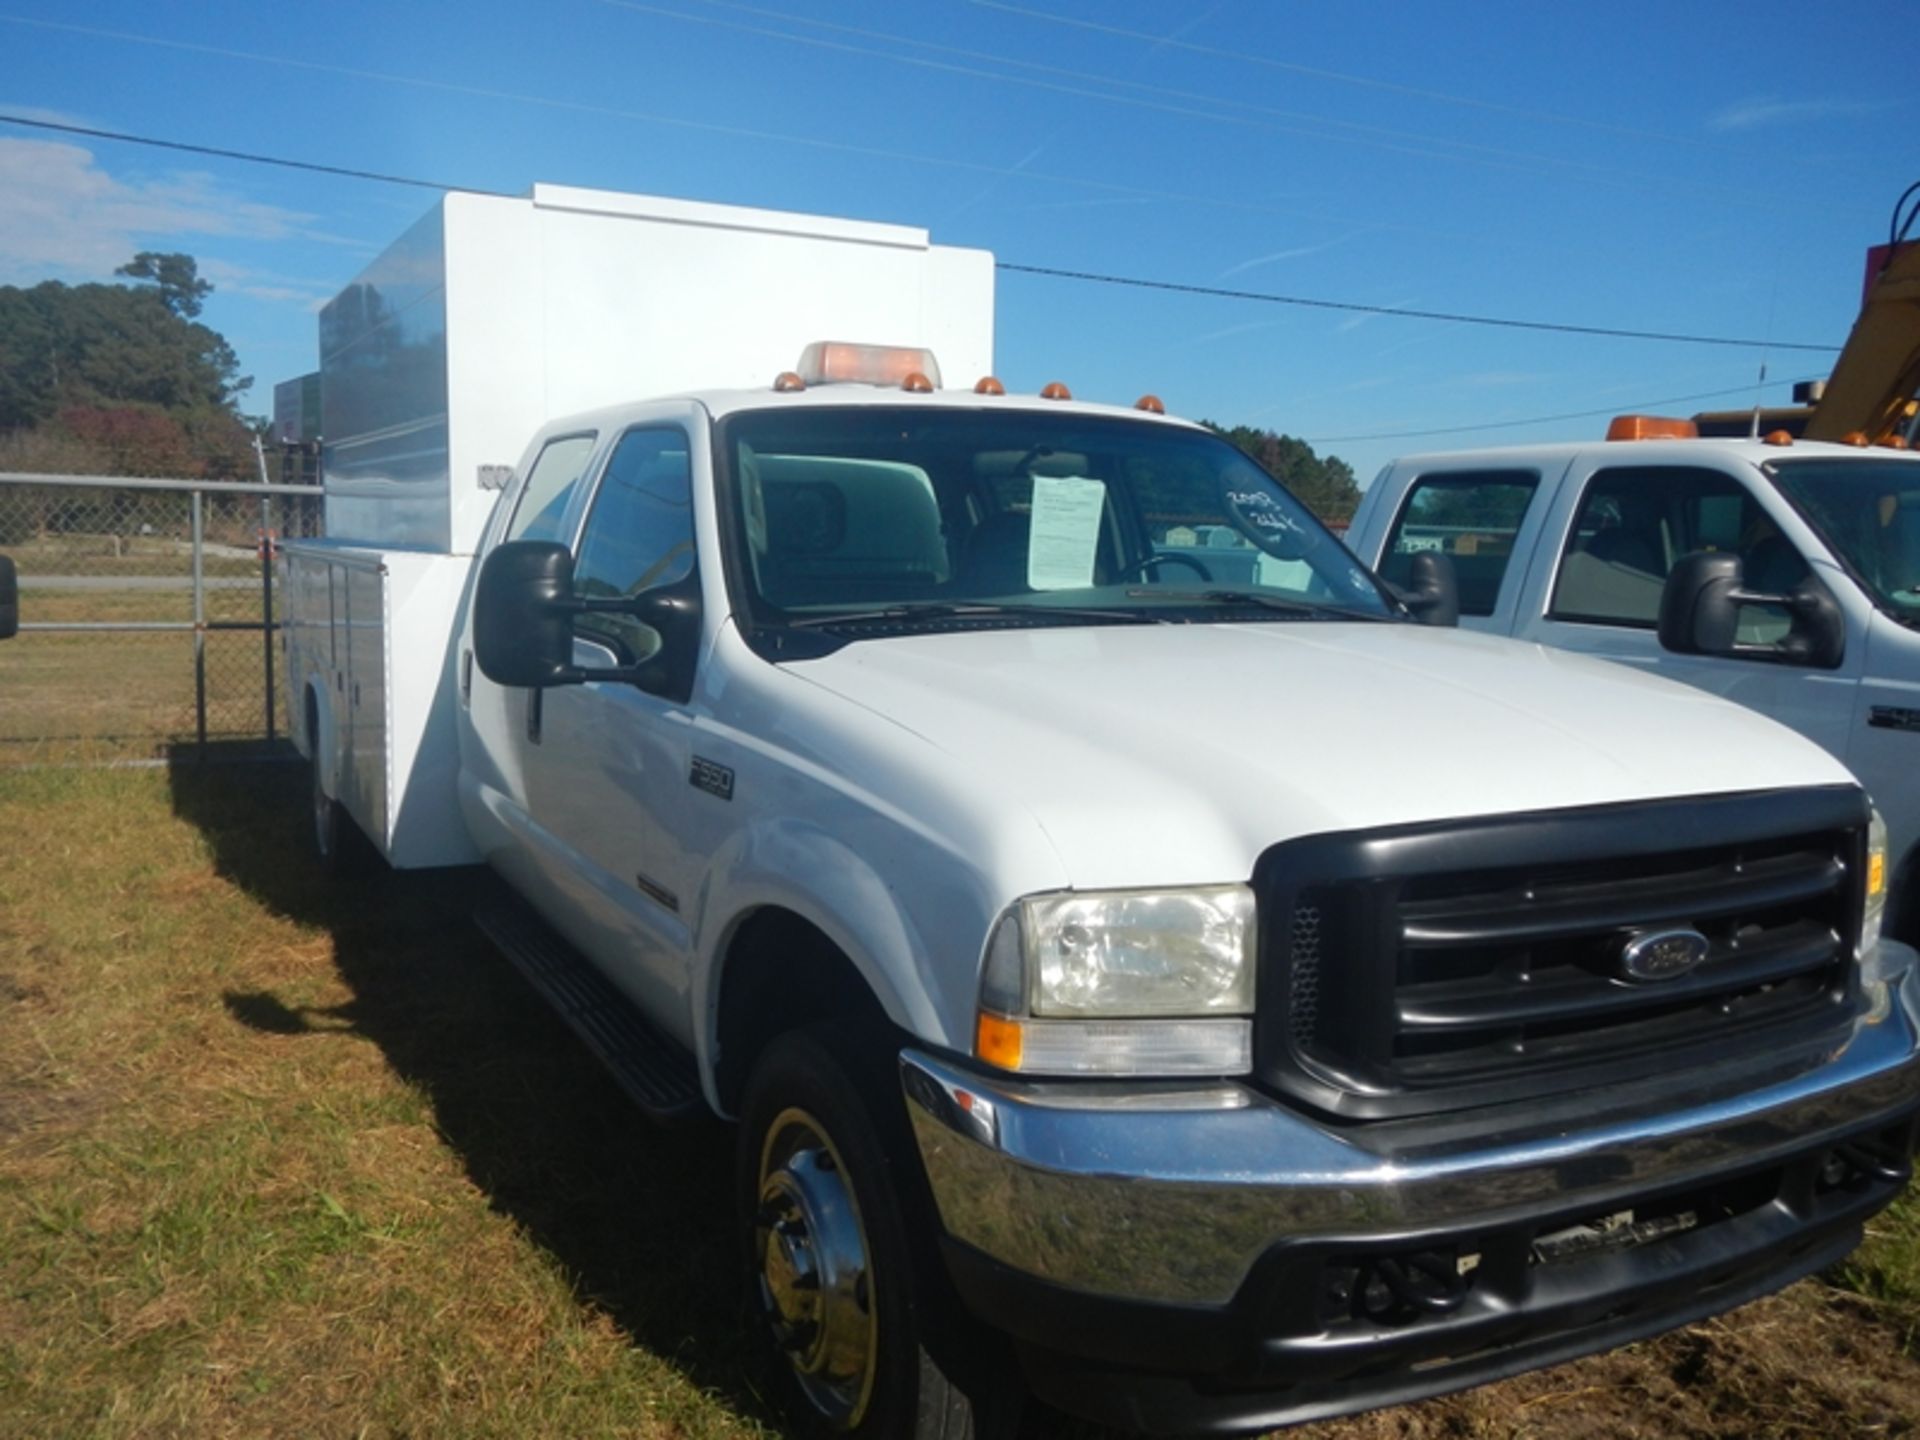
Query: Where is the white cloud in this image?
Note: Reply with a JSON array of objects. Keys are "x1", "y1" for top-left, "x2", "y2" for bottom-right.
[
  {"x1": 0, "y1": 136, "x2": 318, "y2": 284},
  {"x1": 1708, "y1": 96, "x2": 1884, "y2": 131}
]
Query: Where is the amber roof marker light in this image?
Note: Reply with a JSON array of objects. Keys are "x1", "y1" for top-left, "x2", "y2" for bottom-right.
[
  {"x1": 901, "y1": 371, "x2": 935, "y2": 393},
  {"x1": 772, "y1": 371, "x2": 806, "y2": 393},
  {"x1": 1764, "y1": 430, "x2": 1795, "y2": 447},
  {"x1": 1606, "y1": 415, "x2": 1699, "y2": 441},
  {"x1": 1134, "y1": 395, "x2": 1166, "y2": 414},
  {"x1": 973, "y1": 376, "x2": 1006, "y2": 395},
  {"x1": 1040, "y1": 382, "x2": 1072, "y2": 401}
]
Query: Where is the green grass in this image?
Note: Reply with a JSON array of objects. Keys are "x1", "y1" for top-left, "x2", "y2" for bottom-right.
[
  {"x1": 0, "y1": 764, "x2": 769, "y2": 1439},
  {"x1": 0, "y1": 765, "x2": 1916, "y2": 1439}
]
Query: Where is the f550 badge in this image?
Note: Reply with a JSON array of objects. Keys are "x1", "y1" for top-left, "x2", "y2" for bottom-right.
[{"x1": 690, "y1": 756, "x2": 735, "y2": 801}]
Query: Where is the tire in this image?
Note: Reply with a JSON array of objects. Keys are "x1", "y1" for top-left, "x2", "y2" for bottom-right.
[
  {"x1": 307, "y1": 719, "x2": 374, "y2": 879},
  {"x1": 739, "y1": 1025, "x2": 1019, "y2": 1440}
]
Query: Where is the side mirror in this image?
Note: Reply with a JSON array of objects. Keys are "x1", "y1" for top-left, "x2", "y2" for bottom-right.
[
  {"x1": 0, "y1": 555, "x2": 16, "y2": 641},
  {"x1": 1394, "y1": 552, "x2": 1460, "y2": 627},
  {"x1": 1657, "y1": 551, "x2": 1845, "y2": 670},
  {"x1": 473, "y1": 541, "x2": 581, "y2": 687},
  {"x1": 473, "y1": 541, "x2": 706, "y2": 695}
]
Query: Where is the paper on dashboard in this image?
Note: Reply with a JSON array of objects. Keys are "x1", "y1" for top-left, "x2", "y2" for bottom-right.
[{"x1": 1026, "y1": 475, "x2": 1107, "y2": 590}]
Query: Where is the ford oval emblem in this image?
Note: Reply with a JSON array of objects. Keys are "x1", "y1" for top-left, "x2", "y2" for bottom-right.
[{"x1": 1618, "y1": 928, "x2": 1710, "y2": 982}]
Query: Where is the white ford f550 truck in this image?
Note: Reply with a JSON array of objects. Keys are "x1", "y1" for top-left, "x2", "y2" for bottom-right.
[{"x1": 275, "y1": 187, "x2": 1920, "y2": 1438}]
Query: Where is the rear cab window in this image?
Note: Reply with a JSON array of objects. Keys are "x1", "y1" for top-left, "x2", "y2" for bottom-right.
[
  {"x1": 505, "y1": 432, "x2": 600, "y2": 544},
  {"x1": 1379, "y1": 471, "x2": 1540, "y2": 617}
]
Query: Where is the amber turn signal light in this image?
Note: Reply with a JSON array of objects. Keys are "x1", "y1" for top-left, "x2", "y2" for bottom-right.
[{"x1": 975, "y1": 1013, "x2": 1023, "y2": 1070}]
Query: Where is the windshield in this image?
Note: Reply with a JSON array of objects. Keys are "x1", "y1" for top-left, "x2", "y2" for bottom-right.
[
  {"x1": 1770, "y1": 458, "x2": 1920, "y2": 624},
  {"x1": 717, "y1": 406, "x2": 1392, "y2": 634}
]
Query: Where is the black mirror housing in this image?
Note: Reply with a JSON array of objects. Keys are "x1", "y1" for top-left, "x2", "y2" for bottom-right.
[
  {"x1": 0, "y1": 555, "x2": 16, "y2": 641},
  {"x1": 1395, "y1": 551, "x2": 1460, "y2": 627},
  {"x1": 1658, "y1": 551, "x2": 1845, "y2": 670},
  {"x1": 474, "y1": 541, "x2": 581, "y2": 687},
  {"x1": 1657, "y1": 552, "x2": 1743, "y2": 656}
]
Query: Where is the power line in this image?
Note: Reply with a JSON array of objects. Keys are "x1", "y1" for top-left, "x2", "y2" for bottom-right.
[
  {"x1": 997, "y1": 263, "x2": 1840, "y2": 353},
  {"x1": 0, "y1": 113, "x2": 506, "y2": 196},
  {"x1": 0, "y1": 113, "x2": 1842, "y2": 355},
  {"x1": 1304, "y1": 383, "x2": 1804, "y2": 444}
]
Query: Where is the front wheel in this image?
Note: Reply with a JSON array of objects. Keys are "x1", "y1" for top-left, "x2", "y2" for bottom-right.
[{"x1": 739, "y1": 1027, "x2": 1017, "y2": 1440}]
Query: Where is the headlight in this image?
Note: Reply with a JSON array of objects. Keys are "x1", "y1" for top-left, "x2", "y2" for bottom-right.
[
  {"x1": 975, "y1": 885, "x2": 1256, "y2": 1076},
  {"x1": 1863, "y1": 806, "x2": 1888, "y2": 958}
]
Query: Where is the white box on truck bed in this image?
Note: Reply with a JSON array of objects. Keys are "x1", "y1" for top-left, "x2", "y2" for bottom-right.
[{"x1": 283, "y1": 184, "x2": 993, "y2": 866}]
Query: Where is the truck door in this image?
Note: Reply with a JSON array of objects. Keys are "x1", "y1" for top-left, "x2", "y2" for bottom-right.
[
  {"x1": 517, "y1": 423, "x2": 705, "y2": 1039},
  {"x1": 1513, "y1": 458, "x2": 1860, "y2": 760},
  {"x1": 459, "y1": 427, "x2": 603, "y2": 863}
]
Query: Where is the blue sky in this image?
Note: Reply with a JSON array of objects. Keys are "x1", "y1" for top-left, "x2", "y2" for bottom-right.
[{"x1": 2, "y1": 0, "x2": 1915, "y2": 483}]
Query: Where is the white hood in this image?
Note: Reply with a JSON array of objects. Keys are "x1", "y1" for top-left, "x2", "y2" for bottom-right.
[{"x1": 784, "y1": 621, "x2": 1857, "y2": 890}]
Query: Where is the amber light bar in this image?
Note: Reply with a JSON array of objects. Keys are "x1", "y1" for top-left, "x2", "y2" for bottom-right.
[
  {"x1": 796, "y1": 341, "x2": 943, "y2": 389},
  {"x1": 1606, "y1": 414, "x2": 1699, "y2": 441}
]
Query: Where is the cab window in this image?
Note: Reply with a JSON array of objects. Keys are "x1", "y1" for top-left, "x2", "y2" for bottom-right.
[
  {"x1": 572, "y1": 428, "x2": 696, "y2": 689},
  {"x1": 1551, "y1": 466, "x2": 1805, "y2": 640},
  {"x1": 1379, "y1": 471, "x2": 1538, "y2": 617},
  {"x1": 505, "y1": 432, "x2": 598, "y2": 544}
]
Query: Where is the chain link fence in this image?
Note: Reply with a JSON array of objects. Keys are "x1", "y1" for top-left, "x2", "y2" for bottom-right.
[{"x1": 0, "y1": 473, "x2": 324, "y2": 763}]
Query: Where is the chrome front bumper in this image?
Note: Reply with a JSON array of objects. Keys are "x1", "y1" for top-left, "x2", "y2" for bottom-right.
[{"x1": 902, "y1": 949, "x2": 1920, "y2": 1309}]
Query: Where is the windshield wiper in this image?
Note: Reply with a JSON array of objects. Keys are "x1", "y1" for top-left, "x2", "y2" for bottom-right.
[
  {"x1": 1125, "y1": 588, "x2": 1390, "y2": 622},
  {"x1": 786, "y1": 601, "x2": 1164, "y2": 630}
]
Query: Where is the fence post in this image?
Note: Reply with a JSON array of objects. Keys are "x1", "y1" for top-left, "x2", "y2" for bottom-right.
[
  {"x1": 191, "y1": 489, "x2": 206, "y2": 761},
  {"x1": 261, "y1": 494, "x2": 276, "y2": 744}
]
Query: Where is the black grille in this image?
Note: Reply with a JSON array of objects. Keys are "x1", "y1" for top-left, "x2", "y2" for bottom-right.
[{"x1": 1255, "y1": 787, "x2": 1870, "y2": 1119}]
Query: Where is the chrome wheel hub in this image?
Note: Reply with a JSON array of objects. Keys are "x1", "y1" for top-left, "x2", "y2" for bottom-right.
[{"x1": 755, "y1": 1109, "x2": 877, "y2": 1428}]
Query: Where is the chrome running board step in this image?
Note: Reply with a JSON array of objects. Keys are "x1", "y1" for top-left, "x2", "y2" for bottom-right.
[{"x1": 474, "y1": 897, "x2": 704, "y2": 1121}]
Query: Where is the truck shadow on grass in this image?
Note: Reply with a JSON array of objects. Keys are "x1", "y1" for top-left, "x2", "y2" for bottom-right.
[{"x1": 167, "y1": 754, "x2": 781, "y2": 1431}]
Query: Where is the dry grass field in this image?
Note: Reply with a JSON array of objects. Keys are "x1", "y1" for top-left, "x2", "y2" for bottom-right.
[{"x1": 1, "y1": 763, "x2": 1917, "y2": 1439}]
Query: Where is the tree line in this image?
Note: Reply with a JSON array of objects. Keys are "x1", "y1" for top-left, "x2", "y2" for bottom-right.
[
  {"x1": 0, "y1": 253, "x2": 259, "y2": 479},
  {"x1": 1203, "y1": 422, "x2": 1361, "y2": 524}
]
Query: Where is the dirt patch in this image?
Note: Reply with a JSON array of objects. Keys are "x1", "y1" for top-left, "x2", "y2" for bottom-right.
[
  {"x1": 0, "y1": 1084, "x2": 104, "y2": 1146},
  {"x1": 1291, "y1": 1282, "x2": 1920, "y2": 1440}
]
